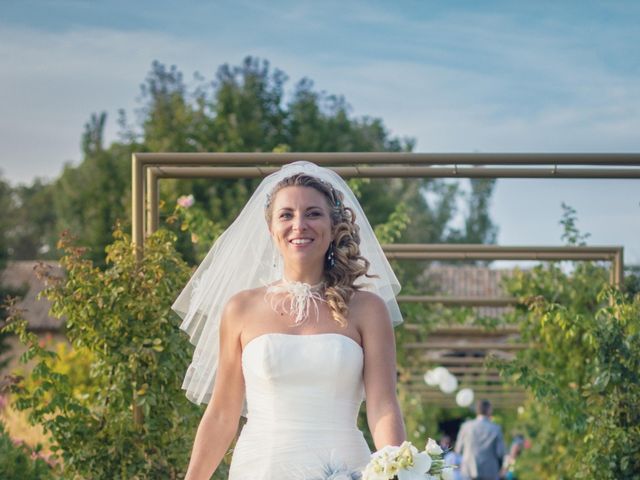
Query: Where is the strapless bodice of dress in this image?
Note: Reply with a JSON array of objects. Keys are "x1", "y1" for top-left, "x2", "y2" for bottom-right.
[{"x1": 228, "y1": 333, "x2": 371, "y2": 479}]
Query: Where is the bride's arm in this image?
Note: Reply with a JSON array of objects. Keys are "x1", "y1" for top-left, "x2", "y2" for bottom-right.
[
  {"x1": 184, "y1": 294, "x2": 246, "y2": 480},
  {"x1": 359, "y1": 292, "x2": 407, "y2": 449}
]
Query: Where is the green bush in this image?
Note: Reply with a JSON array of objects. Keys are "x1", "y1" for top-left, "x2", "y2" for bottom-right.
[
  {"x1": 497, "y1": 260, "x2": 640, "y2": 477},
  {"x1": 0, "y1": 420, "x2": 55, "y2": 480},
  {"x1": 11, "y1": 339, "x2": 96, "y2": 412},
  {"x1": 1, "y1": 226, "x2": 202, "y2": 479},
  {"x1": 503, "y1": 281, "x2": 639, "y2": 479}
]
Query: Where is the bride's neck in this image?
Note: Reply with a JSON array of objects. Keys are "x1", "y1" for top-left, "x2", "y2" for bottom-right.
[{"x1": 283, "y1": 264, "x2": 324, "y2": 285}]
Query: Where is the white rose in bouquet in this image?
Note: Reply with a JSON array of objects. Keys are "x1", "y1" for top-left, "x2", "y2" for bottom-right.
[
  {"x1": 425, "y1": 438, "x2": 443, "y2": 456},
  {"x1": 397, "y1": 443, "x2": 432, "y2": 480}
]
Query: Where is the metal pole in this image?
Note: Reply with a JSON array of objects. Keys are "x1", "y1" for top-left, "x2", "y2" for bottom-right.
[
  {"x1": 134, "y1": 152, "x2": 640, "y2": 166},
  {"x1": 132, "y1": 154, "x2": 144, "y2": 261},
  {"x1": 383, "y1": 244, "x2": 621, "y2": 254},
  {"x1": 147, "y1": 165, "x2": 640, "y2": 179},
  {"x1": 146, "y1": 167, "x2": 159, "y2": 235},
  {"x1": 403, "y1": 341, "x2": 529, "y2": 351},
  {"x1": 398, "y1": 295, "x2": 517, "y2": 307},
  {"x1": 615, "y1": 248, "x2": 624, "y2": 286},
  {"x1": 130, "y1": 153, "x2": 144, "y2": 427}
]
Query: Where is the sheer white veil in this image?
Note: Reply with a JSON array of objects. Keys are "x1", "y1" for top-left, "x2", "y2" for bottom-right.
[{"x1": 172, "y1": 161, "x2": 402, "y2": 405}]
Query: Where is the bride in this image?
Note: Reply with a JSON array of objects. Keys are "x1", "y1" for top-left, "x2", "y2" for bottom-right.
[{"x1": 173, "y1": 161, "x2": 406, "y2": 479}]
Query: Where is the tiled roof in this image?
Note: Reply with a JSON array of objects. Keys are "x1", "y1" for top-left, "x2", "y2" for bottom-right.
[
  {"x1": 424, "y1": 265, "x2": 514, "y2": 296},
  {"x1": 422, "y1": 265, "x2": 516, "y2": 318},
  {"x1": 1, "y1": 261, "x2": 64, "y2": 331}
]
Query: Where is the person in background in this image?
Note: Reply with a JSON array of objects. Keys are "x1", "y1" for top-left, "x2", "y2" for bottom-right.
[
  {"x1": 454, "y1": 399, "x2": 505, "y2": 480},
  {"x1": 500, "y1": 435, "x2": 524, "y2": 480},
  {"x1": 440, "y1": 434, "x2": 462, "y2": 480}
]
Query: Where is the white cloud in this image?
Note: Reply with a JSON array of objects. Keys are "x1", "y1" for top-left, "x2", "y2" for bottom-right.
[{"x1": 0, "y1": 24, "x2": 245, "y2": 183}]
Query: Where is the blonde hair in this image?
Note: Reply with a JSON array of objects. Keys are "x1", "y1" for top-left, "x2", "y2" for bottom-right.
[{"x1": 264, "y1": 173, "x2": 376, "y2": 326}]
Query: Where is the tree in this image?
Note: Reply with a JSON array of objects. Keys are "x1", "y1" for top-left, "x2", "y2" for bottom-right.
[
  {"x1": 6, "y1": 179, "x2": 57, "y2": 260},
  {"x1": 81, "y1": 112, "x2": 107, "y2": 155},
  {"x1": 0, "y1": 174, "x2": 12, "y2": 270},
  {"x1": 0, "y1": 173, "x2": 15, "y2": 372},
  {"x1": 461, "y1": 178, "x2": 498, "y2": 244},
  {"x1": 210, "y1": 57, "x2": 288, "y2": 152},
  {"x1": 52, "y1": 114, "x2": 131, "y2": 265},
  {"x1": 139, "y1": 62, "x2": 197, "y2": 152}
]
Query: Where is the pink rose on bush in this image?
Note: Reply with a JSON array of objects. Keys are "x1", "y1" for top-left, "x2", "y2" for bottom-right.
[{"x1": 177, "y1": 194, "x2": 195, "y2": 208}]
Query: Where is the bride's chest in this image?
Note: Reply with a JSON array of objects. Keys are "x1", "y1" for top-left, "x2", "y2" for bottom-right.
[{"x1": 241, "y1": 333, "x2": 364, "y2": 387}]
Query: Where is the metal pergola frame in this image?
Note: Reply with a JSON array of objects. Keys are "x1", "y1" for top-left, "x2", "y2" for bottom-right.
[
  {"x1": 131, "y1": 152, "x2": 638, "y2": 409},
  {"x1": 134, "y1": 154, "x2": 627, "y2": 295},
  {"x1": 133, "y1": 152, "x2": 640, "y2": 253}
]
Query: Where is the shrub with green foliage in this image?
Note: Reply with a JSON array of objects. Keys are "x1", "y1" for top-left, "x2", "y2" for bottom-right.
[
  {"x1": 500, "y1": 279, "x2": 640, "y2": 479},
  {"x1": 0, "y1": 420, "x2": 55, "y2": 480},
  {"x1": 495, "y1": 206, "x2": 640, "y2": 479},
  {"x1": 11, "y1": 338, "x2": 96, "y2": 412},
  {"x1": 1, "y1": 226, "x2": 202, "y2": 479}
]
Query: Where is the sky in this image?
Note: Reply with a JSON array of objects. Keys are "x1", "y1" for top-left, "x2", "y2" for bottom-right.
[{"x1": 1, "y1": 0, "x2": 639, "y2": 263}]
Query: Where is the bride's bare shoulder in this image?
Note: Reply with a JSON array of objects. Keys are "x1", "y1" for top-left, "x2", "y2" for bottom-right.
[
  {"x1": 220, "y1": 286, "x2": 269, "y2": 335},
  {"x1": 350, "y1": 289, "x2": 386, "y2": 310},
  {"x1": 224, "y1": 286, "x2": 268, "y2": 315},
  {"x1": 349, "y1": 290, "x2": 390, "y2": 330}
]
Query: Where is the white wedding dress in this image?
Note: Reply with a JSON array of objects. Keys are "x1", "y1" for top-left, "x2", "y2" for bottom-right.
[{"x1": 228, "y1": 333, "x2": 371, "y2": 479}]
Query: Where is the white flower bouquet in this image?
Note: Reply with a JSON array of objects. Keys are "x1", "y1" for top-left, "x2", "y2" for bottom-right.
[{"x1": 361, "y1": 438, "x2": 454, "y2": 480}]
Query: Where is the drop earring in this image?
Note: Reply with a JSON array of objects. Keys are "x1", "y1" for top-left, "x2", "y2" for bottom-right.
[
  {"x1": 325, "y1": 242, "x2": 336, "y2": 269},
  {"x1": 270, "y1": 236, "x2": 279, "y2": 269}
]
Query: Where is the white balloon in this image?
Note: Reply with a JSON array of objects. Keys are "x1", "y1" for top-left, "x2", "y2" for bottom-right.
[
  {"x1": 439, "y1": 372, "x2": 459, "y2": 394},
  {"x1": 423, "y1": 370, "x2": 439, "y2": 386},
  {"x1": 432, "y1": 367, "x2": 450, "y2": 384},
  {"x1": 456, "y1": 388, "x2": 474, "y2": 407}
]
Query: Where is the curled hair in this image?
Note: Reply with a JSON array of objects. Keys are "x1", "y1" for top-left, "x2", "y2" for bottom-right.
[{"x1": 265, "y1": 173, "x2": 376, "y2": 326}]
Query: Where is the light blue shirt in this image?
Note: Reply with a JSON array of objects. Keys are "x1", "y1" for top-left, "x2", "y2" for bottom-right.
[{"x1": 454, "y1": 416, "x2": 505, "y2": 480}]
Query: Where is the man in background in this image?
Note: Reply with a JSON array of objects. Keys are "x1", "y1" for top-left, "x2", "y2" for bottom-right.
[{"x1": 455, "y1": 399, "x2": 505, "y2": 480}]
